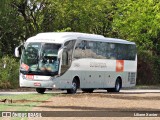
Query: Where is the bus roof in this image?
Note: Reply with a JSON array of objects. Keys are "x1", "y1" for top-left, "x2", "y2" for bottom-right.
[{"x1": 26, "y1": 32, "x2": 135, "y2": 45}]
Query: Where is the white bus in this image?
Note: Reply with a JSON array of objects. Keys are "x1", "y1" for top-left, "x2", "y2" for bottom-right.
[{"x1": 15, "y1": 32, "x2": 137, "y2": 94}]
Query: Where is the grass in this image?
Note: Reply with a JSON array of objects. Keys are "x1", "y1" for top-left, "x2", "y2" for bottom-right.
[
  {"x1": 0, "y1": 93, "x2": 59, "y2": 120},
  {"x1": 122, "y1": 85, "x2": 160, "y2": 90},
  {"x1": 135, "y1": 85, "x2": 160, "y2": 89},
  {"x1": 0, "y1": 93, "x2": 58, "y2": 111}
]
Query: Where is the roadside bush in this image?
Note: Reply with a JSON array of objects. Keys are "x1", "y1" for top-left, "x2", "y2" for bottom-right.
[
  {"x1": 137, "y1": 50, "x2": 160, "y2": 85},
  {"x1": 0, "y1": 56, "x2": 19, "y2": 88}
]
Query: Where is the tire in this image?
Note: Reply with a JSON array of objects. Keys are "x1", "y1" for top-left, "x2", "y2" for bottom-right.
[
  {"x1": 67, "y1": 78, "x2": 78, "y2": 94},
  {"x1": 36, "y1": 88, "x2": 46, "y2": 94},
  {"x1": 81, "y1": 89, "x2": 94, "y2": 93},
  {"x1": 107, "y1": 88, "x2": 114, "y2": 92},
  {"x1": 107, "y1": 78, "x2": 121, "y2": 92}
]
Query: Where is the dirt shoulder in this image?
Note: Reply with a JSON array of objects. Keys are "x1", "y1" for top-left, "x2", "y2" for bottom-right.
[
  {"x1": 31, "y1": 91, "x2": 160, "y2": 112},
  {"x1": 1, "y1": 88, "x2": 160, "y2": 119}
]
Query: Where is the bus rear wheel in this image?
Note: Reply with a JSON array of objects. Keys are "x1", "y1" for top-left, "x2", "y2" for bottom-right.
[
  {"x1": 36, "y1": 88, "x2": 46, "y2": 94},
  {"x1": 81, "y1": 89, "x2": 94, "y2": 93},
  {"x1": 67, "y1": 78, "x2": 78, "y2": 94},
  {"x1": 107, "y1": 78, "x2": 121, "y2": 92}
]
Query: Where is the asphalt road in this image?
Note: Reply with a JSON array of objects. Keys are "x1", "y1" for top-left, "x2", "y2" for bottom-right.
[{"x1": 0, "y1": 89, "x2": 160, "y2": 95}]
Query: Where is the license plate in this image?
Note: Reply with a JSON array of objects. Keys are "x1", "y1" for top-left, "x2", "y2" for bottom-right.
[{"x1": 34, "y1": 82, "x2": 41, "y2": 86}]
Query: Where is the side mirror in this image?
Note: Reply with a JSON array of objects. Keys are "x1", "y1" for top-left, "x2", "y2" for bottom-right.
[
  {"x1": 15, "y1": 44, "x2": 24, "y2": 57},
  {"x1": 15, "y1": 47, "x2": 20, "y2": 57}
]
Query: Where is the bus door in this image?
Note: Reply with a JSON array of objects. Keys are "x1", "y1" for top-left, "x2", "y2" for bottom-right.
[{"x1": 60, "y1": 40, "x2": 76, "y2": 75}]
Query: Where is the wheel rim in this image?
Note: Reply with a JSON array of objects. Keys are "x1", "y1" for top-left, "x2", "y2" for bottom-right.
[
  {"x1": 72, "y1": 82, "x2": 77, "y2": 91},
  {"x1": 116, "y1": 81, "x2": 120, "y2": 91}
]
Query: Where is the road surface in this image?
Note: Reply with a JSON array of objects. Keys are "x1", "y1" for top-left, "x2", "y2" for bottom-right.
[{"x1": 0, "y1": 89, "x2": 160, "y2": 95}]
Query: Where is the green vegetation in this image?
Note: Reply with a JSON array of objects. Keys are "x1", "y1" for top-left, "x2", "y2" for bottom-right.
[
  {"x1": 0, "y1": 93, "x2": 56, "y2": 111},
  {"x1": 135, "y1": 85, "x2": 160, "y2": 89},
  {"x1": 0, "y1": 56, "x2": 19, "y2": 88},
  {"x1": 0, "y1": 0, "x2": 160, "y2": 87}
]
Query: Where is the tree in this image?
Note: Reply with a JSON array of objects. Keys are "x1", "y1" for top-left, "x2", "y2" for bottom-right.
[
  {"x1": 112, "y1": 0, "x2": 160, "y2": 84},
  {"x1": 113, "y1": 0, "x2": 160, "y2": 55},
  {"x1": 0, "y1": 0, "x2": 49, "y2": 55},
  {"x1": 0, "y1": 0, "x2": 24, "y2": 56}
]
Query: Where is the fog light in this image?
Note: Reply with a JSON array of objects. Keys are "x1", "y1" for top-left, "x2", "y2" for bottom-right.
[{"x1": 53, "y1": 84, "x2": 56, "y2": 88}]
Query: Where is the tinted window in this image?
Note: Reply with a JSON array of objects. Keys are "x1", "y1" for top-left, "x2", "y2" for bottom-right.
[
  {"x1": 86, "y1": 41, "x2": 97, "y2": 58},
  {"x1": 74, "y1": 40, "x2": 87, "y2": 59},
  {"x1": 127, "y1": 44, "x2": 136, "y2": 60},
  {"x1": 117, "y1": 44, "x2": 128, "y2": 60},
  {"x1": 74, "y1": 40, "x2": 136, "y2": 60},
  {"x1": 117, "y1": 43, "x2": 136, "y2": 60},
  {"x1": 96, "y1": 42, "x2": 107, "y2": 59},
  {"x1": 106, "y1": 43, "x2": 117, "y2": 60}
]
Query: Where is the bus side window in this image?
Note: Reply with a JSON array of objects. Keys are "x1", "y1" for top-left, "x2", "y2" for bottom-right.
[
  {"x1": 85, "y1": 41, "x2": 97, "y2": 58},
  {"x1": 128, "y1": 45, "x2": 136, "y2": 60},
  {"x1": 96, "y1": 42, "x2": 107, "y2": 59},
  {"x1": 117, "y1": 44, "x2": 127, "y2": 60},
  {"x1": 105, "y1": 43, "x2": 111, "y2": 59},
  {"x1": 74, "y1": 40, "x2": 86, "y2": 59},
  {"x1": 107, "y1": 43, "x2": 117, "y2": 60}
]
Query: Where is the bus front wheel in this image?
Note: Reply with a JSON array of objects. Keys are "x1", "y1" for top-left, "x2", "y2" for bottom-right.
[
  {"x1": 36, "y1": 88, "x2": 46, "y2": 94},
  {"x1": 67, "y1": 78, "x2": 78, "y2": 94}
]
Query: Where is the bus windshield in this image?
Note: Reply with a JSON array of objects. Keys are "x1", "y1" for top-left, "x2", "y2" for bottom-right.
[{"x1": 21, "y1": 42, "x2": 61, "y2": 75}]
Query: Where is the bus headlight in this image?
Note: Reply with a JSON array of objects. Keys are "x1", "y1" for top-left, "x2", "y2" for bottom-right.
[{"x1": 21, "y1": 74, "x2": 26, "y2": 79}]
